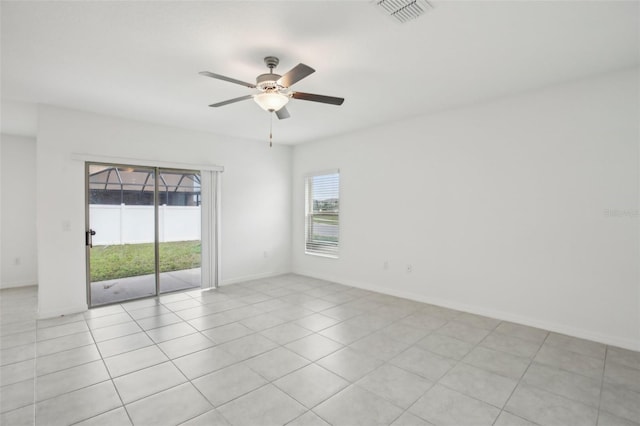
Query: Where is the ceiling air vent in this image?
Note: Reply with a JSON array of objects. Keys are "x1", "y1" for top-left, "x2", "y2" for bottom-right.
[{"x1": 374, "y1": 0, "x2": 432, "y2": 23}]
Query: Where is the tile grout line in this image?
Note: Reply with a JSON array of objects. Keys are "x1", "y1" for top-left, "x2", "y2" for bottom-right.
[
  {"x1": 82, "y1": 303, "x2": 136, "y2": 426},
  {"x1": 339, "y1": 307, "x2": 450, "y2": 425},
  {"x1": 595, "y1": 345, "x2": 609, "y2": 425},
  {"x1": 148, "y1": 297, "x2": 224, "y2": 425},
  {"x1": 0, "y1": 292, "x2": 36, "y2": 422},
  {"x1": 122, "y1": 292, "x2": 284, "y2": 424},
  {"x1": 10, "y1": 278, "x2": 638, "y2": 426},
  {"x1": 33, "y1": 318, "x2": 38, "y2": 425},
  {"x1": 31, "y1": 316, "x2": 95, "y2": 422},
  {"x1": 30, "y1": 312, "x2": 37, "y2": 425},
  {"x1": 166, "y1": 284, "x2": 339, "y2": 425},
  {"x1": 491, "y1": 330, "x2": 550, "y2": 425},
  {"x1": 176, "y1": 282, "x2": 380, "y2": 424},
  {"x1": 395, "y1": 319, "x2": 495, "y2": 424}
]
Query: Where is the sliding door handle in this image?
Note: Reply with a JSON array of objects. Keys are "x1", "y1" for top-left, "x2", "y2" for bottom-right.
[{"x1": 86, "y1": 229, "x2": 96, "y2": 248}]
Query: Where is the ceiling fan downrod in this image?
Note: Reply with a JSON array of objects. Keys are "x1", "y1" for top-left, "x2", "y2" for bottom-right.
[{"x1": 264, "y1": 56, "x2": 279, "y2": 72}]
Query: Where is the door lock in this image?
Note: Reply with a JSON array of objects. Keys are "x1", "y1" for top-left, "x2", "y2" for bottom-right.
[{"x1": 86, "y1": 229, "x2": 96, "y2": 248}]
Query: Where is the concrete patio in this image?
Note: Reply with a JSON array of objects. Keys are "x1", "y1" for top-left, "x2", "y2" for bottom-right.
[{"x1": 90, "y1": 267, "x2": 201, "y2": 306}]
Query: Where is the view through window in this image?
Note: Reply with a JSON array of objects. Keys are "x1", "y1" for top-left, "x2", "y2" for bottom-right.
[{"x1": 305, "y1": 171, "x2": 340, "y2": 257}]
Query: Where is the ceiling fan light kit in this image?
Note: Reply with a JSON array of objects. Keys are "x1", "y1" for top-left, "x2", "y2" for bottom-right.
[{"x1": 253, "y1": 92, "x2": 289, "y2": 112}]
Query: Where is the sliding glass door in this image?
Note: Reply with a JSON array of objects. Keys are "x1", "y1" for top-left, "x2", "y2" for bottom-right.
[
  {"x1": 157, "y1": 169, "x2": 202, "y2": 294},
  {"x1": 86, "y1": 163, "x2": 203, "y2": 307}
]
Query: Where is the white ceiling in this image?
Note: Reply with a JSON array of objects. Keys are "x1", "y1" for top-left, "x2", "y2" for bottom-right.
[{"x1": 1, "y1": 1, "x2": 638, "y2": 145}]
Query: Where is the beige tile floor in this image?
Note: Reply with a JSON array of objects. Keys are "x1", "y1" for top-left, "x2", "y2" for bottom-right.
[{"x1": 1, "y1": 274, "x2": 639, "y2": 426}]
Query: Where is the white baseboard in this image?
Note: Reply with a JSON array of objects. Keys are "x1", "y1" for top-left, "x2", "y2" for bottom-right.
[
  {"x1": 294, "y1": 269, "x2": 640, "y2": 352},
  {"x1": 220, "y1": 270, "x2": 290, "y2": 286},
  {"x1": 38, "y1": 303, "x2": 88, "y2": 320},
  {"x1": 0, "y1": 280, "x2": 38, "y2": 289}
]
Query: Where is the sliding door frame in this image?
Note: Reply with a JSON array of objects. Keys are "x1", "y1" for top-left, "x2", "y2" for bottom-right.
[{"x1": 85, "y1": 161, "x2": 218, "y2": 308}]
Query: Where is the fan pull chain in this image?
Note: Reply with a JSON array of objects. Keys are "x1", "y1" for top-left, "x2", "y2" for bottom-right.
[{"x1": 269, "y1": 112, "x2": 273, "y2": 148}]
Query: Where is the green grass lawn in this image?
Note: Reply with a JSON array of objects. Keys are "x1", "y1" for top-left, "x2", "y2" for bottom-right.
[
  {"x1": 90, "y1": 240, "x2": 201, "y2": 282},
  {"x1": 312, "y1": 213, "x2": 338, "y2": 225}
]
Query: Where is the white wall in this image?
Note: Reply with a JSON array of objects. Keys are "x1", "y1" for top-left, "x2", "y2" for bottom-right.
[
  {"x1": 292, "y1": 68, "x2": 640, "y2": 350},
  {"x1": 1, "y1": 134, "x2": 38, "y2": 289},
  {"x1": 37, "y1": 106, "x2": 291, "y2": 317}
]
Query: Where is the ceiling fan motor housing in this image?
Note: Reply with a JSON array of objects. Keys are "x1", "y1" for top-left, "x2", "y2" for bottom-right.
[
  {"x1": 264, "y1": 56, "x2": 279, "y2": 69},
  {"x1": 256, "y1": 73, "x2": 283, "y2": 91}
]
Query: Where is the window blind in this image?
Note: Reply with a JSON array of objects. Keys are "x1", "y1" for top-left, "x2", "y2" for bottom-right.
[{"x1": 305, "y1": 171, "x2": 340, "y2": 257}]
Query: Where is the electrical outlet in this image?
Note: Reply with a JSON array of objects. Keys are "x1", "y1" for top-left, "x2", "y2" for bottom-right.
[
  {"x1": 406, "y1": 264, "x2": 412, "y2": 273},
  {"x1": 14, "y1": 257, "x2": 21, "y2": 266}
]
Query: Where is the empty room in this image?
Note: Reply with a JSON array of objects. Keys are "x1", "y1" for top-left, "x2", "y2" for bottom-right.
[{"x1": 1, "y1": 1, "x2": 639, "y2": 425}]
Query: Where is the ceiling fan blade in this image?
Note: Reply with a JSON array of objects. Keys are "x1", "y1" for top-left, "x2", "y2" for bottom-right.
[
  {"x1": 292, "y1": 92, "x2": 344, "y2": 105},
  {"x1": 277, "y1": 63, "x2": 315, "y2": 88},
  {"x1": 208, "y1": 95, "x2": 253, "y2": 107},
  {"x1": 275, "y1": 106, "x2": 290, "y2": 120},
  {"x1": 199, "y1": 71, "x2": 256, "y2": 88}
]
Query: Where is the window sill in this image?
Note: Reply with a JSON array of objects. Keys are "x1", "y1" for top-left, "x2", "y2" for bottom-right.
[{"x1": 304, "y1": 251, "x2": 339, "y2": 259}]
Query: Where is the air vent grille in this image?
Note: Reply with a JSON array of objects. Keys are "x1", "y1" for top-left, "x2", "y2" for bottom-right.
[{"x1": 375, "y1": 0, "x2": 432, "y2": 23}]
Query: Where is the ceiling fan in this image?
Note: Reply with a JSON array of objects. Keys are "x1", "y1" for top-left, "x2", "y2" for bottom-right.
[{"x1": 200, "y1": 56, "x2": 344, "y2": 120}]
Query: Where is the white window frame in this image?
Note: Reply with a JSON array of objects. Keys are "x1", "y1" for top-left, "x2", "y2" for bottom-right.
[{"x1": 304, "y1": 169, "x2": 340, "y2": 258}]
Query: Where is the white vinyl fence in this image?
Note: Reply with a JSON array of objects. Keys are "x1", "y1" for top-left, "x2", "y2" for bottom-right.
[{"x1": 90, "y1": 204, "x2": 200, "y2": 245}]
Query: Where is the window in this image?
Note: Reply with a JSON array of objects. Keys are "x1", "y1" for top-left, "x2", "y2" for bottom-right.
[{"x1": 305, "y1": 170, "x2": 340, "y2": 257}]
